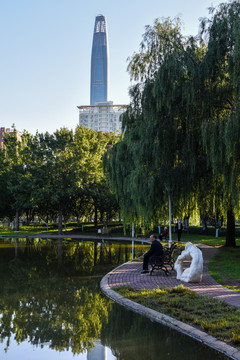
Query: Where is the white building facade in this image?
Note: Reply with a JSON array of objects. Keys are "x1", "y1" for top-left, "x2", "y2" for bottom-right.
[{"x1": 78, "y1": 101, "x2": 126, "y2": 134}]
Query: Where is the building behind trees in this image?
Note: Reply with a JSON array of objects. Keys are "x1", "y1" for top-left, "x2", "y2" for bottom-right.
[{"x1": 78, "y1": 14, "x2": 126, "y2": 135}]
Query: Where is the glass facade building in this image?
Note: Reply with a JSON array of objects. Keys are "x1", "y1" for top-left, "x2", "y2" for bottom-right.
[
  {"x1": 90, "y1": 14, "x2": 109, "y2": 105},
  {"x1": 78, "y1": 14, "x2": 127, "y2": 134}
]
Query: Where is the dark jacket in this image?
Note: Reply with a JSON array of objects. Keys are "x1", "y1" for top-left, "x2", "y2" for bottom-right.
[
  {"x1": 175, "y1": 222, "x2": 183, "y2": 232},
  {"x1": 145, "y1": 240, "x2": 163, "y2": 258}
]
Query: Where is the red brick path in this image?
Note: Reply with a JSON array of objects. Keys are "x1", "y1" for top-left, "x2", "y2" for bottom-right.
[{"x1": 107, "y1": 244, "x2": 240, "y2": 309}]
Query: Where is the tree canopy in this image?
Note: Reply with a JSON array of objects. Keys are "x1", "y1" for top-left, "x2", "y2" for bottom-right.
[
  {"x1": 104, "y1": 1, "x2": 240, "y2": 246},
  {"x1": 1, "y1": 126, "x2": 119, "y2": 233}
]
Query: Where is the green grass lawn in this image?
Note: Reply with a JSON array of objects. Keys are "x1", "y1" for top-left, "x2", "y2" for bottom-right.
[
  {"x1": 116, "y1": 285, "x2": 240, "y2": 347},
  {"x1": 172, "y1": 231, "x2": 240, "y2": 247},
  {"x1": 0, "y1": 223, "x2": 83, "y2": 237},
  {"x1": 209, "y1": 247, "x2": 240, "y2": 293}
]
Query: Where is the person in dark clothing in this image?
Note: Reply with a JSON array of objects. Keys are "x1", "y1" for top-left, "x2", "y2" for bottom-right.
[
  {"x1": 159, "y1": 227, "x2": 168, "y2": 240},
  {"x1": 141, "y1": 234, "x2": 163, "y2": 274},
  {"x1": 175, "y1": 219, "x2": 183, "y2": 242}
]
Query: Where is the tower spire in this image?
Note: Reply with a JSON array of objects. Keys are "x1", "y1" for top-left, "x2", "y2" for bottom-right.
[{"x1": 90, "y1": 15, "x2": 109, "y2": 105}]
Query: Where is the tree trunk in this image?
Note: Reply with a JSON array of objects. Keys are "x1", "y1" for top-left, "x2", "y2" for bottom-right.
[
  {"x1": 201, "y1": 217, "x2": 208, "y2": 233},
  {"x1": 26, "y1": 210, "x2": 30, "y2": 226},
  {"x1": 167, "y1": 191, "x2": 172, "y2": 247},
  {"x1": 94, "y1": 205, "x2": 98, "y2": 227},
  {"x1": 15, "y1": 209, "x2": 19, "y2": 231},
  {"x1": 58, "y1": 207, "x2": 63, "y2": 235},
  {"x1": 225, "y1": 206, "x2": 236, "y2": 247}
]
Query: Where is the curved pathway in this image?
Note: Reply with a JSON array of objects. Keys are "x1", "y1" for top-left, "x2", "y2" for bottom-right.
[
  {"x1": 100, "y1": 243, "x2": 240, "y2": 360},
  {"x1": 105, "y1": 244, "x2": 240, "y2": 308}
]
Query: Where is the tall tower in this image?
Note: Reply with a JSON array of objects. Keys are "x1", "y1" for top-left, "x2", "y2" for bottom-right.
[
  {"x1": 78, "y1": 14, "x2": 126, "y2": 134},
  {"x1": 90, "y1": 14, "x2": 109, "y2": 105}
]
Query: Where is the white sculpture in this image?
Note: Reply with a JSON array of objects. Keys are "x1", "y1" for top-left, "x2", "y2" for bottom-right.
[{"x1": 174, "y1": 242, "x2": 203, "y2": 282}]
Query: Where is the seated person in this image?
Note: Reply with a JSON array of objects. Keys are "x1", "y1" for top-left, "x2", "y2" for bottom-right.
[
  {"x1": 141, "y1": 234, "x2": 163, "y2": 274},
  {"x1": 159, "y1": 227, "x2": 168, "y2": 240}
]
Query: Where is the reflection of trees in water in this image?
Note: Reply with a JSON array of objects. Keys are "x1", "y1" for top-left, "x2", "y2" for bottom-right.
[
  {"x1": 0, "y1": 238, "x2": 147, "y2": 355},
  {"x1": 4, "y1": 238, "x2": 146, "y2": 276},
  {"x1": 0, "y1": 280, "x2": 111, "y2": 354},
  {"x1": 0, "y1": 239, "x2": 120, "y2": 354},
  {"x1": 100, "y1": 304, "x2": 227, "y2": 360}
]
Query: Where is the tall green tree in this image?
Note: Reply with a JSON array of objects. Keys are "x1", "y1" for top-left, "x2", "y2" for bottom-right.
[
  {"x1": 4, "y1": 129, "x2": 33, "y2": 230},
  {"x1": 25, "y1": 126, "x2": 118, "y2": 233},
  {"x1": 200, "y1": 1, "x2": 240, "y2": 246},
  {"x1": 104, "y1": 17, "x2": 205, "y2": 240},
  {"x1": 0, "y1": 151, "x2": 15, "y2": 221},
  {"x1": 105, "y1": 4, "x2": 240, "y2": 247},
  {"x1": 25, "y1": 128, "x2": 77, "y2": 234},
  {"x1": 75, "y1": 129, "x2": 119, "y2": 227}
]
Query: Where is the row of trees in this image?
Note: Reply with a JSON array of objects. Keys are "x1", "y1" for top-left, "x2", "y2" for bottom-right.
[
  {"x1": 104, "y1": 1, "x2": 240, "y2": 247},
  {"x1": 0, "y1": 126, "x2": 119, "y2": 233}
]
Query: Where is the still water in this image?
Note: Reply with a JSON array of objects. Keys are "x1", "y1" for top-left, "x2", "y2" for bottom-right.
[{"x1": 0, "y1": 237, "x2": 229, "y2": 360}]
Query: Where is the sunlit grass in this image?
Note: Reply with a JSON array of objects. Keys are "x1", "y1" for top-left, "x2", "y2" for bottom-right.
[
  {"x1": 0, "y1": 223, "x2": 80, "y2": 236},
  {"x1": 209, "y1": 247, "x2": 240, "y2": 293},
  {"x1": 116, "y1": 285, "x2": 240, "y2": 346}
]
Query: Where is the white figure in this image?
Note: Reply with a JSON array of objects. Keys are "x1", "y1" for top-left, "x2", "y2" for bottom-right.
[{"x1": 174, "y1": 242, "x2": 203, "y2": 282}]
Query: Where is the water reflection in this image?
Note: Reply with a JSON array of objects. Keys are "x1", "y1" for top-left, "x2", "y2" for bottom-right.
[
  {"x1": 101, "y1": 304, "x2": 229, "y2": 360},
  {"x1": 0, "y1": 238, "x2": 228, "y2": 360}
]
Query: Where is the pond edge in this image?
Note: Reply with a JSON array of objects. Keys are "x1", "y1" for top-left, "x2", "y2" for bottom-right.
[{"x1": 100, "y1": 264, "x2": 240, "y2": 360}]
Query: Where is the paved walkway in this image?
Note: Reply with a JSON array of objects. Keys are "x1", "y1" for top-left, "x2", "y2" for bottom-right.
[
  {"x1": 101, "y1": 243, "x2": 240, "y2": 360},
  {"x1": 106, "y1": 243, "x2": 240, "y2": 308}
]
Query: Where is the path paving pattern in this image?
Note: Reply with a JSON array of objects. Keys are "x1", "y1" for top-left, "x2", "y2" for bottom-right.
[
  {"x1": 101, "y1": 243, "x2": 240, "y2": 360},
  {"x1": 107, "y1": 244, "x2": 240, "y2": 308}
]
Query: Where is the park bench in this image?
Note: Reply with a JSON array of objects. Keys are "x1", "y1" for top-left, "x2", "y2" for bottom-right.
[{"x1": 150, "y1": 242, "x2": 177, "y2": 276}]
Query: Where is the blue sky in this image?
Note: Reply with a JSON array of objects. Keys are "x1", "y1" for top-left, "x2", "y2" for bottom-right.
[{"x1": 0, "y1": 0, "x2": 225, "y2": 135}]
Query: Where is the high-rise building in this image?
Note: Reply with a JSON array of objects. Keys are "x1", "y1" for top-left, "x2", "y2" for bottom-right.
[
  {"x1": 78, "y1": 102, "x2": 126, "y2": 133},
  {"x1": 0, "y1": 127, "x2": 22, "y2": 150},
  {"x1": 78, "y1": 15, "x2": 127, "y2": 135},
  {"x1": 90, "y1": 14, "x2": 109, "y2": 106}
]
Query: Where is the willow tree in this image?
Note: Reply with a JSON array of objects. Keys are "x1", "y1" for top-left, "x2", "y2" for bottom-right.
[
  {"x1": 200, "y1": 1, "x2": 240, "y2": 247},
  {"x1": 104, "y1": 18, "x2": 207, "y2": 242}
]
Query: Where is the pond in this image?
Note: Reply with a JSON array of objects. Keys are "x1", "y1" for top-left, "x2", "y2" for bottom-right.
[{"x1": 0, "y1": 237, "x2": 229, "y2": 360}]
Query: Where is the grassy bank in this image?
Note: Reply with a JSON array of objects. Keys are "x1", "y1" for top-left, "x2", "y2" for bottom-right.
[
  {"x1": 209, "y1": 247, "x2": 240, "y2": 293},
  {"x1": 116, "y1": 285, "x2": 240, "y2": 347}
]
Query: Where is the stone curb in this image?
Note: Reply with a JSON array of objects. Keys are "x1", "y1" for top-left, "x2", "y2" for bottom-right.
[{"x1": 100, "y1": 268, "x2": 240, "y2": 360}]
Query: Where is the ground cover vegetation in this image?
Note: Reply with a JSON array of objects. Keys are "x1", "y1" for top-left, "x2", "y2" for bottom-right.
[
  {"x1": 103, "y1": 1, "x2": 240, "y2": 248},
  {"x1": 209, "y1": 246, "x2": 240, "y2": 292},
  {"x1": 116, "y1": 285, "x2": 240, "y2": 347}
]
